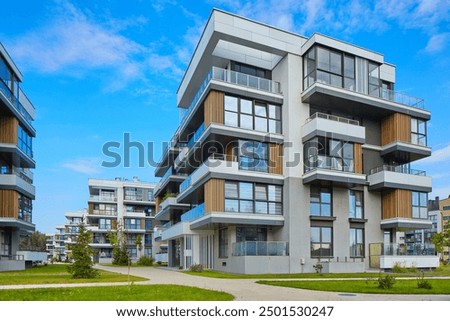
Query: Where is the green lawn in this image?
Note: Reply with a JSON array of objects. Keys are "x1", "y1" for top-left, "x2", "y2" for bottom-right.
[
  {"x1": 0, "y1": 264, "x2": 146, "y2": 285},
  {"x1": 257, "y1": 279, "x2": 450, "y2": 295},
  {"x1": 0, "y1": 284, "x2": 234, "y2": 301},
  {"x1": 185, "y1": 265, "x2": 450, "y2": 279}
]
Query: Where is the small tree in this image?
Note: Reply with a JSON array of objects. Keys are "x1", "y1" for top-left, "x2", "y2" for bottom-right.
[
  {"x1": 20, "y1": 231, "x2": 47, "y2": 251},
  {"x1": 431, "y1": 221, "x2": 450, "y2": 260},
  {"x1": 67, "y1": 224, "x2": 98, "y2": 279},
  {"x1": 109, "y1": 225, "x2": 129, "y2": 266}
]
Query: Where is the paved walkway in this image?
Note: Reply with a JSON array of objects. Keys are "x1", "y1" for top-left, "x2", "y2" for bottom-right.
[{"x1": 3, "y1": 265, "x2": 447, "y2": 301}]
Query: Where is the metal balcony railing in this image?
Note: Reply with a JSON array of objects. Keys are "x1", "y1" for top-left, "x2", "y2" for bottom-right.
[
  {"x1": 382, "y1": 243, "x2": 435, "y2": 256},
  {"x1": 305, "y1": 112, "x2": 359, "y2": 125},
  {"x1": 369, "y1": 165, "x2": 426, "y2": 176},
  {"x1": 232, "y1": 241, "x2": 289, "y2": 256}
]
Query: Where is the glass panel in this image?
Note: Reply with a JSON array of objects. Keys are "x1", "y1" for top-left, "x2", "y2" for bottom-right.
[
  {"x1": 240, "y1": 114, "x2": 253, "y2": 129},
  {"x1": 321, "y1": 204, "x2": 331, "y2": 217},
  {"x1": 225, "y1": 182, "x2": 238, "y2": 198},
  {"x1": 310, "y1": 203, "x2": 320, "y2": 215},
  {"x1": 330, "y1": 51, "x2": 342, "y2": 74},
  {"x1": 225, "y1": 111, "x2": 238, "y2": 127},
  {"x1": 412, "y1": 192, "x2": 419, "y2": 206},
  {"x1": 344, "y1": 55, "x2": 355, "y2": 77},
  {"x1": 310, "y1": 227, "x2": 321, "y2": 243},
  {"x1": 329, "y1": 140, "x2": 342, "y2": 157},
  {"x1": 255, "y1": 184, "x2": 267, "y2": 200},
  {"x1": 255, "y1": 201, "x2": 268, "y2": 214},
  {"x1": 343, "y1": 143, "x2": 354, "y2": 159},
  {"x1": 321, "y1": 189, "x2": 331, "y2": 204},
  {"x1": 240, "y1": 99, "x2": 253, "y2": 114},
  {"x1": 322, "y1": 227, "x2": 332, "y2": 243},
  {"x1": 224, "y1": 96, "x2": 238, "y2": 111},
  {"x1": 317, "y1": 47, "x2": 330, "y2": 71},
  {"x1": 255, "y1": 104, "x2": 267, "y2": 117},
  {"x1": 255, "y1": 117, "x2": 267, "y2": 132},
  {"x1": 240, "y1": 200, "x2": 254, "y2": 213},
  {"x1": 225, "y1": 199, "x2": 239, "y2": 212},
  {"x1": 268, "y1": 185, "x2": 282, "y2": 202},
  {"x1": 419, "y1": 192, "x2": 427, "y2": 206},
  {"x1": 239, "y1": 182, "x2": 253, "y2": 199}
]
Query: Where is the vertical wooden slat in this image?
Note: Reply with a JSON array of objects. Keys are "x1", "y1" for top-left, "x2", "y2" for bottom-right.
[
  {"x1": 0, "y1": 116, "x2": 19, "y2": 144},
  {"x1": 0, "y1": 190, "x2": 19, "y2": 218},
  {"x1": 382, "y1": 189, "x2": 412, "y2": 219},
  {"x1": 88, "y1": 202, "x2": 94, "y2": 214},
  {"x1": 381, "y1": 113, "x2": 411, "y2": 145},
  {"x1": 155, "y1": 196, "x2": 161, "y2": 213},
  {"x1": 205, "y1": 179, "x2": 224, "y2": 213},
  {"x1": 354, "y1": 143, "x2": 363, "y2": 174},
  {"x1": 204, "y1": 90, "x2": 224, "y2": 127},
  {"x1": 269, "y1": 143, "x2": 283, "y2": 175}
]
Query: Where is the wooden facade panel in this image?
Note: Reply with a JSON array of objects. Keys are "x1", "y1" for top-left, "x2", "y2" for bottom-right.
[
  {"x1": 381, "y1": 113, "x2": 411, "y2": 145},
  {"x1": 88, "y1": 202, "x2": 94, "y2": 214},
  {"x1": 382, "y1": 189, "x2": 412, "y2": 220},
  {"x1": 0, "y1": 116, "x2": 18, "y2": 145},
  {"x1": 155, "y1": 196, "x2": 161, "y2": 213},
  {"x1": 354, "y1": 143, "x2": 363, "y2": 174},
  {"x1": 0, "y1": 190, "x2": 18, "y2": 218},
  {"x1": 204, "y1": 90, "x2": 224, "y2": 127},
  {"x1": 205, "y1": 178, "x2": 224, "y2": 213},
  {"x1": 269, "y1": 143, "x2": 283, "y2": 175}
]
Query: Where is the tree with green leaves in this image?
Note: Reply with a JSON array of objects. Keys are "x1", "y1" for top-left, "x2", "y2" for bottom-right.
[
  {"x1": 431, "y1": 220, "x2": 450, "y2": 260},
  {"x1": 20, "y1": 231, "x2": 47, "y2": 251},
  {"x1": 108, "y1": 223, "x2": 129, "y2": 266},
  {"x1": 67, "y1": 224, "x2": 98, "y2": 279}
]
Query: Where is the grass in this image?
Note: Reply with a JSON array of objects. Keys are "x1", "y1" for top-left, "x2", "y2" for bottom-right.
[
  {"x1": 0, "y1": 264, "x2": 146, "y2": 285},
  {"x1": 0, "y1": 284, "x2": 234, "y2": 301},
  {"x1": 185, "y1": 265, "x2": 450, "y2": 279},
  {"x1": 257, "y1": 278, "x2": 450, "y2": 295}
]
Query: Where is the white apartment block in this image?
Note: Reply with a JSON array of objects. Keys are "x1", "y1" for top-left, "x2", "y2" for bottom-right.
[
  {"x1": 152, "y1": 9, "x2": 438, "y2": 274},
  {"x1": 87, "y1": 177, "x2": 157, "y2": 263}
]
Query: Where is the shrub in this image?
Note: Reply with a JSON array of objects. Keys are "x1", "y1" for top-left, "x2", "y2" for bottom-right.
[
  {"x1": 137, "y1": 256, "x2": 154, "y2": 266},
  {"x1": 392, "y1": 262, "x2": 407, "y2": 273},
  {"x1": 189, "y1": 264, "x2": 204, "y2": 272},
  {"x1": 377, "y1": 273, "x2": 396, "y2": 289},
  {"x1": 417, "y1": 272, "x2": 432, "y2": 289},
  {"x1": 313, "y1": 263, "x2": 323, "y2": 274},
  {"x1": 408, "y1": 265, "x2": 418, "y2": 273}
]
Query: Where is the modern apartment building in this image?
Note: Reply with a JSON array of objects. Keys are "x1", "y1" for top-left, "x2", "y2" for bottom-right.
[
  {"x1": 152, "y1": 9, "x2": 439, "y2": 274},
  {"x1": 87, "y1": 177, "x2": 156, "y2": 263},
  {"x1": 0, "y1": 43, "x2": 36, "y2": 271}
]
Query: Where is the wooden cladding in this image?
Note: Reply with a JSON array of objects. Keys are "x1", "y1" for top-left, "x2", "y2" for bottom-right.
[
  {"x1": 155, "y1": 196, "x2": 161, "y2": 213},
  {"x1": 0, "y1": 190, "x2": 19, "y2": 219},
  {"x1": 204, "y1": 90, "x2": 224, "y2": 127},
  {"x1": 269, "y1": 143, "x2": 283, "y2": 175},
  {"x1": 205, "y1": 178, "x2": 224, "y2": 213},
  {"x1": 0, "y1": 115, "x2": 18, "y2": 144},
  {"x1": 354, "y1": 143, "x2": 363, "y2": 174},
  {"x1": 382, "y1": 189, "x2": 412, "y2": 220},
  {"x1": 88, "y1": 202, "x2": 94, "y2": 214},
  {"x1": 381, "y1": 113, "x2": 411, "y2": 145}
]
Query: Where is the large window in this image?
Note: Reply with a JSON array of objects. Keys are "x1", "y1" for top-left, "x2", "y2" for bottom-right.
[
  {"x1": 125, "y1": 218, "x2": 142, "y2": 230},
  {"x1": 124, "y1": 187, "x2": 144, "y2": 201},
  {"x1": 310, "y1": 226, "x2": 333, "y2": 257},
  {"x1": 93, "y1": 203, "x2": 117, "y2": 216},
  {"x1": 225, "y1": 181, "x2": 282, "y2": 215},
  {"x1": 349, "y1": 190, "x2": 364, "y2": 219},
  {"x1": 18, "y1": 125, "x2": 33, "y2": 157},
  {"x1": 310, "y1": 185, "x2": 332, "y2": 217},
  {"x1": 412, "y1": 192, "x2": 427, "y2": 219},
  {"x1": 224, "y1": 95, "x2": 281, "y2": 134},
  {"x1": 350, "y1": 228, "x2": 364, "y2": 257},
  {"x1": 239, "y1": 140, "x2": 268, "y2": 172},
  {"x1": 219, "y1": 228, "x2": 228, "y2": 258},
  {"x1": 99, "y1": 218, "x2": 112, "y2": 230},
  {"x1": 411, "y1": 118, "x2": 427, "y2": 146},
  {"x1": 303, "y1": 137, "x2": 354, "y2": 173},
  {"x1": 231, "y1": 61, "x2": 271, "y2": 79},
  {"x1": 236, "y1": 226, "x2": 267, "y2": 242},
  {"x1": 18, "y1": 193, "x2": 32, "y2": 223}
]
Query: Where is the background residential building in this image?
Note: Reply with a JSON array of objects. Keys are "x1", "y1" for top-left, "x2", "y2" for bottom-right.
[
  {"x1": 439, "y1": 196, "x2": 450, "y2": 262},
  {"x1": 0, "y1": 43, "x2": 36, "y2": 271},
  {"x1": 152, "y1": 9, "x2": 437, "y2": 274}
]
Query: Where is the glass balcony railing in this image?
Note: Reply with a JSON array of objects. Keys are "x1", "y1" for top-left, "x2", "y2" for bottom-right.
[
  {"x1": 187, "y1": 123, "x2": 205, "y2": 148},
  {"x1": 232, "y1": 241, "x2": 289, "y2": 256},
  {"x1": 181, "y1": 203, "x2": 205, "y2": 222},
  {"x1": 304, "y1": 155, "x2": 354, "y2": 173},
  {"x1": 305, "y1": 112, "x2": 359, "y2": 126},
  {"x1": 179, "y1": 175, "x2": 191, "y2": 194},
  {"x1": 382, "y1": 243, "x2": 435, "y2": 256},
  {"x1": 0, "y1": 79, "x2": 34, "y2": 127},
  {"x1": 369, "y1": 165, "x2": 426, "y2": 176}
]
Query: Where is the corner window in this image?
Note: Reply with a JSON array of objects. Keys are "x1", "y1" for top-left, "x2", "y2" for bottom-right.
[
  {"x1": 412, "y1": 192, "x2": 427, "y2": 219},
  {"x1": 411, "y1": 118, "x2": 427, "y2": 146}
]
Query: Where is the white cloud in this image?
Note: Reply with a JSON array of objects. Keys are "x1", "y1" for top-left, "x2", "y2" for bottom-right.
[
  {"x1": 417, "y1": 143, "x2": 450, "y2": 164},
  {"x1": 424, "y1": 33, "x2": 450, "y2": 53},
  {"x1": 62, "y1": 157, "x2": 102, "y2": 175}
]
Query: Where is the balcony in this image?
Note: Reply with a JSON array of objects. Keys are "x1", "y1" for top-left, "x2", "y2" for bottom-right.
[
  {"x1": 155, "y1": 139, "x2": 184, "y2": 177},
  {"x1": 89, "y1": 195, "x2": 117, "y2": 202},
  {"x1": 377, "y1": 243, "x2": 439, "y2": 269},
  {"x1": 0, "y1": 170, "x2": 35, "y2": 198},
  {"x1": 232, "y1": 241, "x2": 289, "y2": 256},
  {"x1": 380, "y1": 140, "x2": 431, "y2": 162},
  {"x1": 154, "y1": 196, "x2": 190, "y2": 221},
  {"x1": 154, "y1": 167, "x2": 187, "y2": 196},
  {"x1": 302, "y1": 112, "x2": 365, "y2": 143},
  {"x1": 302, "y1": 76, "x2": 429, "y2": 119},
  {"x1": 0, "y1": 79, "x2": 35, "y2": 131},
  {"x1": 181, "y1": 203, "x2": 205, "y2": 222},
  {"x1": 368, "y1": 165, "x2": 432, "y2": 192},
  {"x1": 190, "y1": 212, "x2": 284, "y2": 230},
  {"x1": 302, "y1": 156, "x2": 366, "y2": 185},
  {"x1": 161, "y1": 221, "x2": 191, "y2": 241}
]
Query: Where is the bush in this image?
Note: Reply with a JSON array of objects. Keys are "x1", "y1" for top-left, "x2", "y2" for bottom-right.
[
  {"x1": 417, "y1": 272, "x2": 432, "y2": 289},
  {"x1": 137, "y1": 256, "x2": 154, "y2": 266},
  {"x1": 377, "y1": 274, "x2": 396, "y2": 289},
  {"x1": 189, "y1": 264, "x2": 204, "y2": 272},
  {"x1": 313, "y1": 263, "x2": 323, "y2": 274},
  {"x1": 392, "y1": 262, "x2": 407, "y2": 273},
  {"x1": 408, "y1": 266, "x2": 418, "y2": 273}
]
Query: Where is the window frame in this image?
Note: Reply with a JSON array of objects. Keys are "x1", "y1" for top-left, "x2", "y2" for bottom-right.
[
  {"x1": 310, "y1": 226, "x2": 333, "y2": 258},
  {"x1": 349, "y1": 227, "x2": 365, "y2": 258},
  {"x1": 349, "y1": 190, "x2": 364, "y2": 219},
  {"x1": 310, "y1": 185, "x2": 332, "y2": 217}
]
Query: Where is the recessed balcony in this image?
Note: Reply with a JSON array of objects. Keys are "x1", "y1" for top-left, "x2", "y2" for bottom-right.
[
  {"x1": 302, "y1": 112, "x2": 365, "y2": 143},
  {"x1": 302, "y1": 156, "x2": 366, "y2": 185},
  {"x1": 368, "y1": 165, "x2": 431, "y2": 192}
]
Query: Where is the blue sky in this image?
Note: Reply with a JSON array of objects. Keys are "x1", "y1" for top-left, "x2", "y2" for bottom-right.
[{"x1": 1, "y1": 0, "x2": 449, "y2": 233}]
